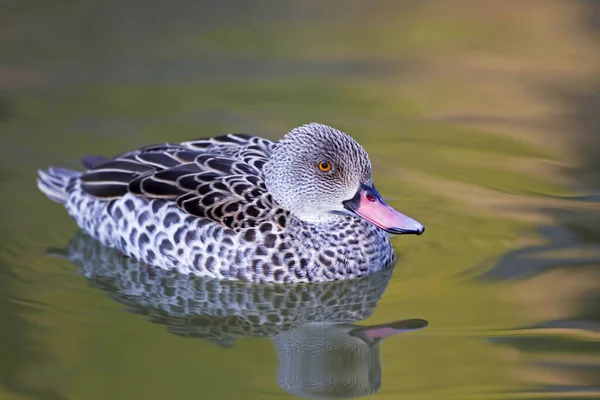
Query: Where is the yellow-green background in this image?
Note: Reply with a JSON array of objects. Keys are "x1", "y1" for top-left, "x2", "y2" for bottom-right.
[{"x1": 1, "y1": 1, "x2": 599, "y2": 399}]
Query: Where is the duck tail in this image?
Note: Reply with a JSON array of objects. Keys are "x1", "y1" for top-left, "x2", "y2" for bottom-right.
[{"x1": 37, "y1": 167, "x2": 81, "y2": 205}]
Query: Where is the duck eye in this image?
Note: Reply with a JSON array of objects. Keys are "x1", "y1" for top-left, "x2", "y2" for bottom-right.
[{"x1": 318, "y1": 161, "x2": 332, "y2": 172}]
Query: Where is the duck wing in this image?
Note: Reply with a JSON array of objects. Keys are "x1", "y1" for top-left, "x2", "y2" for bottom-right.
[
  {"x1": 182, "y1": 133, "x2": 274, "y2": 171},
  {"x1": 79, "y1": 134, "x2": 286, "y2": 229}
]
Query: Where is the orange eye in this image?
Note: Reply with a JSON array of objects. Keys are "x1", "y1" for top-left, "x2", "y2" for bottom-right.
[{"x1": 318, "y1": 161, "x2": 332, "y2": 172}]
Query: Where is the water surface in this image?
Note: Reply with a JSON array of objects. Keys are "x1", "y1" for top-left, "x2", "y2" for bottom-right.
[{"x1": 2, "y1": 1, "x2": 600, "y2": 399}]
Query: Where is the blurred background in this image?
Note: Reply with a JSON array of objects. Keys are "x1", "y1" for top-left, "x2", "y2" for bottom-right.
[{"x1": 1, "y1": 1, "x2": 600, "y2": 399}]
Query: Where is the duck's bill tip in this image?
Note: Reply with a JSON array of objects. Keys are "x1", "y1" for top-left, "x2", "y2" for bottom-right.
[{"x1": 345, "y1": 187, "x2": 424, "y2": 235}]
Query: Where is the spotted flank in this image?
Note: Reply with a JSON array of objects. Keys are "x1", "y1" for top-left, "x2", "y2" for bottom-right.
[{"x1": 37, "y1": 123, "x2": 424, "y2": 283}]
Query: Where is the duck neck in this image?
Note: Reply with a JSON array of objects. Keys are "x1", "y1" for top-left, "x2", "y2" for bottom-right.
[
  {"x1": 291, "y1": 210, "x2": 349, "y2": 225},
  {"x1": 287, "y1": 211, "x2": 355, "y2": 233}
]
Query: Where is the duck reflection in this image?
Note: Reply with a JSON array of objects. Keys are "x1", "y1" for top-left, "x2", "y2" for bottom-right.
[{"x1": 51, "y1": 231, "x2": 428, "y2": 399}]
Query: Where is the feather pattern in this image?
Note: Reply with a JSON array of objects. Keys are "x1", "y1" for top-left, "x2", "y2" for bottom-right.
[
  {"x1": 36, "y1": 124, "x2": 408, "y2": 283},
  {"x1": 79, "y1": 134, "x2": 281, "y2": 229}
]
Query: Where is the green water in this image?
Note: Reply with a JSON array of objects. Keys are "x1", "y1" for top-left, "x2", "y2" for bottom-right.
[{"x1": 2, "y1": 1, "x2": 600, "y2": 399}]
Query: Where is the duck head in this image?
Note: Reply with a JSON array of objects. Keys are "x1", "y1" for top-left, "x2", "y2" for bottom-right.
[{"x1": 264, "y1": 123, "x2": 424, "y2": 235}]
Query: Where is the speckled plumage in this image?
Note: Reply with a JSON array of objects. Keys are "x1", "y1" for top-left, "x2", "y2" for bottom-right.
[{"x1": 37, "y1": 123, "x2": 416, "y2": 283}]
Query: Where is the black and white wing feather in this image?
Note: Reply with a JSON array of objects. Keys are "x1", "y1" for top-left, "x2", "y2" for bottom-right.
[{"x1": 79, "y1": 133, "x2": 286, "y2": 229}]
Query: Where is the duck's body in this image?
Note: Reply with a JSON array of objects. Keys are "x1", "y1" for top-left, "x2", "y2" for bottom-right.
[
  {"x1": 63, "y1": 176, "x2": 393, "y2": 283},
  {"x1": 38, "y1": 123, "x2": 423, "y2": 283}
]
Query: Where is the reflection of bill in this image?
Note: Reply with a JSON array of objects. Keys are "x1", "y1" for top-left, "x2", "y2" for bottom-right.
[
  {"x1": 50, "y1": 231, "x2": 428, "y2": 399},
  {"x1": 276, "y1": 319, "x2": 427, "y2": 398}
]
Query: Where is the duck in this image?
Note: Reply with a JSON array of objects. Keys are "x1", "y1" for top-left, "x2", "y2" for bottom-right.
[{"x1": 37, "y1": 123, "x2": 424, "y2": 283}]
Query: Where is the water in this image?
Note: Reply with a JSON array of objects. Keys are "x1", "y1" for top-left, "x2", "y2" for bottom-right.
[{"x1": 2, "y1": 1, "x2": 600, "y2": 399}]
